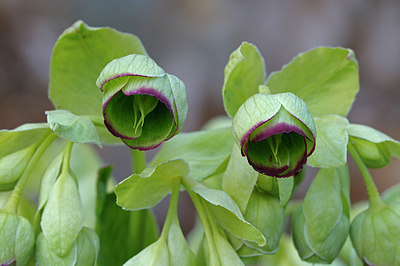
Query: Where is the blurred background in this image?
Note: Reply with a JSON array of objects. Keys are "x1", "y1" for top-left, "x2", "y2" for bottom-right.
[{"x1": 1, "y1": 0, "x2": 399, "y2": 231}]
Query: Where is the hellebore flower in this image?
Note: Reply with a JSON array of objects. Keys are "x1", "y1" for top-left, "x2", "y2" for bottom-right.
[
  {"x1": 96, "y1": 54, "x2": 188, "y2": 150},
  {"x1": 232, "y1": 92, "x2": 316, "y2": 177},
  {"x1": 0, "y1": 211, "x2": 35, "y2": 266},
  {"x1": 350, "y1": 203, "x2": 400, "y2": 265}
]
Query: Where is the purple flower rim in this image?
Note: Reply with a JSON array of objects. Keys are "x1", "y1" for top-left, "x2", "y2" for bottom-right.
[{"x1": 121, "y1": 138, "x2": 164, "y2": 151}]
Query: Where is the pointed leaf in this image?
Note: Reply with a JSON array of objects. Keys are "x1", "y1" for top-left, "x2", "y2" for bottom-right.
[
  {"x1": 35, "y1": 233, "x2": 77, "y2": 266},
  {"x1": 267, "y1": 47, "x2": 359, "y2": 117},
  {"x1": 167, "y1": 222, "x2": 197, "y2": 265},
  {"x1": 308, "y1": 115, "x2": 349, "y2": 168},
  {"x1": 123, "y1": 239, "x2": 169, "y2": 266},
  {"x1": 115, "y1": 159, "x2": 188, "y2": 210},
  {"x1": 46, "y1": 110, "x2": 101, "y2": 146},
  {"x1": 222, "y1": 42, "x2": 266, "y2": 117},
  {"x1": 277, "y1": 177, "x2": 294, "y2": 206}
]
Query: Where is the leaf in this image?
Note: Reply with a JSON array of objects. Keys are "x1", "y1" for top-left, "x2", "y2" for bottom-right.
[
  {"x1": 49, "y1": 20, "x2": 146, "y2": 118},
  {"x1": 41, "y1": 171, "x2": 85, "y2": 257},
  {"x1": 222, "y1": 42, "x2": 266, "y2": 117},
  {"x1": 222, "y1": 144, "x2": 258, "y2": 213},
  {"x1": 192, "y1": 183, "x2": 265, "y2": 246},
  {"x1": 167, "y1": 222, "x2": 197, "y2": 266},
  {"x1": 303, "y1": 168, "x2": 343, "y2": 241},
  {"x1": 35, "y1": 233, "x2": 77, "y2": 266},
  {"x1": 214, "y1": 229, "x2": 244, "y2": 266},
  {"x1": 267, "y1": 47, "x2": 359, "y2": 117},
  {"x1": 348, "y1": 123, "x2": 400, "y2": 158},
  {"x1": 46, "y1": 110, "x2": 101, "y2": 146},
  {"x1": 115, "y1": 159, "x2": 188, "y2": 210},
  {"x1": 0, "y1": 123, "x2": 49, "y2": 158},
  {"x1": 308, "y1": 115, "x2": 349, "y2": 168},
  {"x1": 151, "y1": 128, "x2": 234, "y2": 181},
  {"x1": 96, "y1": 166, "x2": 159, "y2": 266}
]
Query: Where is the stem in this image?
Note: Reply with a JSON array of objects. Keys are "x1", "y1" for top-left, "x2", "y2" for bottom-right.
[
  {"x1": 62, "y1": 142, "x2": 74, "y2": 174},
  {"x1": 181, "y1": 177, "x2": 220, "y2": 266},
  {"x1": 3, "y1": 133, "x2": 57, "y2": 213},
  {"x1": 348, "y1": 142, "x2": 384, "y2": 209},
  {"x1": 160, "y1": 178, "x2": 180, "y2": 240},
  {"x1": 131, "y1": 150, "x2": 146, "y2": 174}
]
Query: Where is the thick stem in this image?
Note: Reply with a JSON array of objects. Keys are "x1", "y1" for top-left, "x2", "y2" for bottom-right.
[
  {"x1": 348, "y1": 142, "x2": 384, "y2": 209},
  {"x1": 182, "y1": 177, "x2": 220, "y2": 266},
  {"x1": 160, "y1": 178, "x2": 180, "y2": 240},
  {"x1": 131, "y1": 150, "x2": 146, "y2": 174},
  {"x1": 3, "y1": 133, "x2": 57, "y2": 213},
  {"x1": 61, "y1": 142, "x2": 74, "y2": 174}
]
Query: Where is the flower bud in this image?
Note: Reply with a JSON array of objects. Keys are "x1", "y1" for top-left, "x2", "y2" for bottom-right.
[
  {"x1": 0, "y1": 145, "x2": 35, "y2": 191},
  {"x1": 97, "y1": 54, "x2": 188, "y2": 150},
  {"x1": 232, "y1": 92, "x2": 316, "y2": 177},
  {"x1": 0, "y1": 211, "x2": 35, "y2": 265},
  {"x1": 75, "y1": 227, "x2": 99, "y2": 266},
  {"x1": 350, "y1": 137, "x2": 391, "y2": 168},
  {"x1": 350, "y1": 203, "x2": 400, "y2": 265}
]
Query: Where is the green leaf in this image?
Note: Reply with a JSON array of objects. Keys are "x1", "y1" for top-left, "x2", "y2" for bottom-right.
[
  {"x1": 41, "y1": 171, "x2": 84, "y2": 257},
  {"x1": 382, "y1": 184, "x2": 400, "y2": 204},
  {"x1": 303, "y1": 168, "x2": 343, "y2": 241},
  {"x1": 308, "y1": 115, "x2": 349, "y2": 168},
  {"x1": 35, "y1": 233, "x2": 77, "y2": 266},
  {"x1": 192, "y1": 183, "x2": 265, "y2": 246},
  {"x1": 49, "y1": 20, "x2": 146, "y2": 118},
  {"x1": 267, "y1": 47, "x2": 359, "y2": 117},
  {"x1": 213, "y1": 229, "x2": 244, "y2": 266},
  {"x1": 222, "y1": 144, "x2": 258, "y2": 213},
  {"x1": 115, "y1": 159, "x2": 188, "y2": 210},
  {"x1": 222, "y1": 42, "x2": 266, "y2": 117},
  {"x1": 151, "y1": 128, "x2": 234, "y2": 181},
  {"x1": 0, "y1": 123, "x2": 49, "y2": 158},
  {"x1": 46, "y1": 110, "x2": 101, "y2": 146},
  {"x1": 75, "y1": 227, "x2": 99, "y2": 266},
  {"x1": 96, "y1": 166, "x2": 159, "y2": 266}
]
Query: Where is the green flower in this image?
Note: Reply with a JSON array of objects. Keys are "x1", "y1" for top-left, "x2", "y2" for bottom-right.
[
  {"x1": 96, "y1": 54, "x2": 188, "y2": 150},
  {"x1": 232, "y1": 92, "x2": 316, "y2": 177},
  {"x1": 350, "y1": 203, "x2": 400, "y2": 265},
  {"x1": 0, "y1": 211, "x2": 35, "y2": 266}
]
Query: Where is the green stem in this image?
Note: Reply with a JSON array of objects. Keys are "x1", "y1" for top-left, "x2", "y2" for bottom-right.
[
  {"x1": 61, "y1": 142, "x2": 74, "y2": 174},
  {"x1": 181, "y1": 177, "x2": 220, "y2": 266},
  {"x1": 160, "y1": 178, "x2": 180, "y2": 240},
  {"x1": 131, "y1": 150, "x2": 146, "y2": 174},
  {"x1": 3, "y1": 133, "x2": 57, "y2": 213},
  {"x1": 348, "y1": 142, "x2": 384, "y2": 209}
]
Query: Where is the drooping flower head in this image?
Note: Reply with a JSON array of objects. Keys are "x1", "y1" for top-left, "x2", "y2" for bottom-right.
[
  {"x1": 96, "y1": 54, "x2": 188, "y2": 150},
  {"x1": 232, "y1": 92, "x2": 316, "y2": 177}
]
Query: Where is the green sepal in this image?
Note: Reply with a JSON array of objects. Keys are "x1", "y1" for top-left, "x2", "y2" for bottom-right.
[
  {"x1": 222, "y1": 42, "x2": 266, "y2": 117},
  {"x1": 152, "y1": 127, "x2": 233, "y2": 181},
  {"x1": 40, "y1": 170, "x2": 84, "y2": 257},
  {"x1": 35, "y1": 233, "x2": 77, "y2": 266},
  {"x1": 115, "y1": 160, "x2": 188, "y2": 210},
  {"x1": 0, "y1": 211, "x2": 35, "y2": 266},
  {"x1": 267, "y1": 47, "x2": 359, "y2": 117},
  {"x1": 348, "y1": 123, "x2": 400, "y2": 168},
  {"x1": 0, "y1": 144, "x2": 35, "y2": 191},
  {"x1": 75, "y1": 227, "x2": 99, "y2": 266},
  {"x1": 46, "y1": 110, "x2": 101, "y2": 147}
]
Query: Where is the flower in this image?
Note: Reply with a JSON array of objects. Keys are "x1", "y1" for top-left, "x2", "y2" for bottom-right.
[
  {"x1": 96, "y1": 54, "x2": 188, "y2": 150},
  {"x1": 350, "y1": 203, "x2": 400, "y2": 265},
  {"x1": 0, "y1": 211, "x2": 35, "y2": 265},
  {"x1": 232, "y1": 92, "x2": 316, "y2": 177}
]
